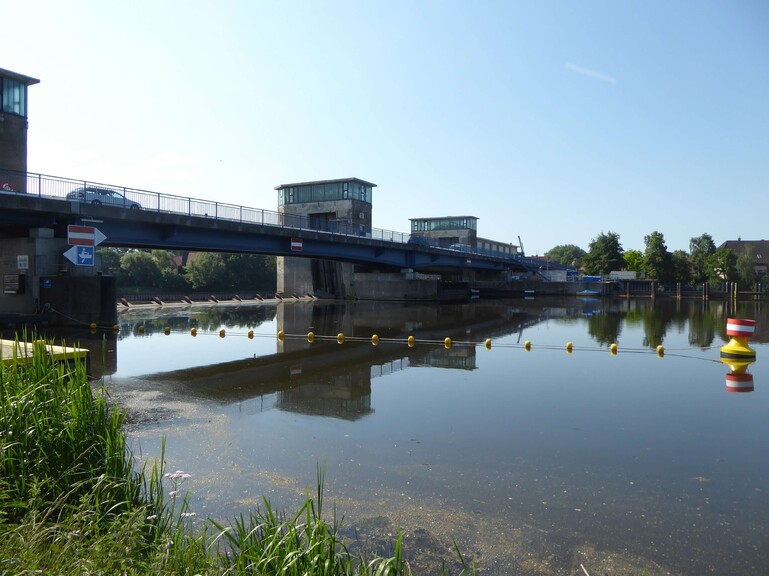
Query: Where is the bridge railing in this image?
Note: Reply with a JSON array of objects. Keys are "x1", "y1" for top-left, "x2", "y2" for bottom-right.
[
  {"x1": 0, "y1": 168, "x2": 416, "y2": 243},
  {"x1": 1, "y1": 168, "x2": 557, "y2": 270}
]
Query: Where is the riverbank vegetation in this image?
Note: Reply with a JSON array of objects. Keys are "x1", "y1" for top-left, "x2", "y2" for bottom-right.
[
  {"x1": 97, "y1": 248, "x2": 277, "y2": 294},
  {"x1": 0, "y1": 341, "x2": 472, "y2": 575},
  {"x1": 546, "y1": 231, "x2": 768, "y2": 290}
]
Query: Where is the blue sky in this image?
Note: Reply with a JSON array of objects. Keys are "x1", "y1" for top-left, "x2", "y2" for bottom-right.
[{"x1": 3, "y1": 0, "x2": 767, "y2": 255}]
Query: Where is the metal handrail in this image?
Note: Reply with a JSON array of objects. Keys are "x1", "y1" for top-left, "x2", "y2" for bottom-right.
[{"x1": 0, "y1": 168, "x2": 559, "y2": 268}]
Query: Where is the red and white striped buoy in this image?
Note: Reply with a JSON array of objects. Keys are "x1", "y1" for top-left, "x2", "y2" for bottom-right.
[
  {"x1": 726, "y1": 373, "x2": 754, "y2": 393},
  {"x1": 726, "y1": 318, "x2": 756, "y2": 338}
]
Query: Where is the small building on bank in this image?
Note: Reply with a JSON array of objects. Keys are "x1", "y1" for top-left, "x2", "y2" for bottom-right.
[{"x1": 719, "y1": 240, "x2": 769, "y2": 277}]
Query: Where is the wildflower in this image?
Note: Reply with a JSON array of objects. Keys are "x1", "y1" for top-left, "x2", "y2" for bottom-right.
[
  {"x1": 169, "y1": 490, "x2": 178, "y2": 498},
  {"x1": 181, "y1": 512, "x2": 197, "y2": 518},
  {"x1": 164, "y1": 470, "x2": 192, "y2": 481},
  {"x1": 146, "y1": 514, "x2": 158, "y2": 521}
]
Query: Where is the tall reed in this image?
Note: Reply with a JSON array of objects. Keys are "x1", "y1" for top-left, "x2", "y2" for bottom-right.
[{"x1": 0, "y1": 336, "x2": 140, "y2": 523}]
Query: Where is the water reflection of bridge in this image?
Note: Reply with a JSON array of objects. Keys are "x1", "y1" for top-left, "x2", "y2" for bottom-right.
[{"x1": 139, "y1": 301, "x2": 546, "y2": 420}]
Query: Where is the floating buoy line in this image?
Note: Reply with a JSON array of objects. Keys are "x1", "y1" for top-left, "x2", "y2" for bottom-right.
[
  {"x1": 119, "y1": 324, "x2": 746, "y2": 360},
  {"x1": 84, "y1": 321, "x2": 754, "y2": 362}
]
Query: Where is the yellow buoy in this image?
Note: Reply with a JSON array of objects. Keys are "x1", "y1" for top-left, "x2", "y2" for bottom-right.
[
  {"x1": 277, "y1": 330, "x2": 284, "y2": 341},
  {"x1": 656, "y1": 345, "x2": 664, "y2": 357},
  {"x1": 610, "y1": 343, "x2": 618, "y2": 355},
  {"x1": 407, "y1": 335, "x2": 415, "y2": 348},
  {"x1": 485, "y1": 338, "x2": 492, "y2": 350},
  {"x1": 308, "y1": 331, "x2": 315, "y2": 343},
  {"x1": 219, "y1": 329, "x2": 225, "y2": 338},
  {"x1": 90, "y1": 322, "x2": 97, "y2": 330},
  {"x1": 371, "y1": 334, "x2": 379, "y2": 346},
  {"x1": 113, "y1": 325, "x2": 120, "y2": 332},
  {"x1": 720, "y1": 318, "x2": 757, "y2": 360},
  {"x1": 524, "y1": 340, "x2": 531, "y2": 351},
  {"x1": 190, "y1": 327, "x2": 197, "y2": 337},
  {"x1": 248, "y1": 330, "x2": 254, "y2": 339},
  {"x1": 566, "y1": 342, "x2": 573, "y2": 353},
  {"x1": 138, "y1": 325, "x2": 145, "y2": 333},
  {"x1": 444, "y1": 337, "x2": 452, "y2": 349},
  {"x1": 337, "y1": 333, "x2": 345, "y2": 344},
  {"x1": 163, "y1": 327, "x2": 170, "y2": 335}
]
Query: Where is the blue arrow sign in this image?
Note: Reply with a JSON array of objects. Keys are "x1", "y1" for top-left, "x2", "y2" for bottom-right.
[{"x1": 63, "y1": 245, "x2": 95, "y2": 266}]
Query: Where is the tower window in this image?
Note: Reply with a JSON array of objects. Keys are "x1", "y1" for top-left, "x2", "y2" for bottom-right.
[{"x1": 1, "y1": 78, "x2": 26, "y2": 116}]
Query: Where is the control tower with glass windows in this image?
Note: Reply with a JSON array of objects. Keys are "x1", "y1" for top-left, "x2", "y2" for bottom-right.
[
  {"x1": 0, "y1": 67, "x2": 40, "y2": 189},
  {"x1": 275, "y1": 178, "x2": 375, "y2": 297},
  {"x1": 409, "y1": 216, "x2": 478, "y2": 249}
]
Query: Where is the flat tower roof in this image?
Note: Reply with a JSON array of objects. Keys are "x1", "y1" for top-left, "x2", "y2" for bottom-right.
[
  {"x1": 409, "y1": 216, "x2": 478, "y2": 221},
  {"x1": 275, "y1": 177, "x2": 377, "y2": 190},
  {"x1": 0, "y1": 67, "x2": 40, "y2": 86}
]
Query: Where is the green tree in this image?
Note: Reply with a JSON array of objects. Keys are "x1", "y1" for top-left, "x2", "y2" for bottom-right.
[
  {"x1": 151, "y1": 249, "x2": 176, "y2": 270},
  {"x1": 670, "y1": 249, "x2": 692, "y2": 285},
  {"x1": 120, "y1": 251, "x2": 162, "y2": 288},
  {"x1": 689, "y1": 233, "x2": 716, "y2": 284},
  {"x1": 642, "y1": 231, "x2": 671, "y2": 282},
  {"x1": 222, "y1": 254, "x2": 277, "y2": 292},
  {"x1": 544, "y1": 244, "x2": 586, "y2": 268},
  {"x1": 159, "y1": 268, "x2": 191, "y2": 291},
  {"x1": 96, "y1": 247, "x2": 123, "y2": 275},
  {"x1": 186, "y1": 252, "x2": 227, "y2": 290},
  {"x1": 736, "y1": 251, "x2": 756, "y2": 289},
  {"x1": 583, "y1": 231, "x2": 624, "y2": 275},
  {"x1": 705, "y1": 248, "x2": 737, "y2": 283},
  {"x1": 623, "y1": 249, "x2": 644, "y2": 272}
]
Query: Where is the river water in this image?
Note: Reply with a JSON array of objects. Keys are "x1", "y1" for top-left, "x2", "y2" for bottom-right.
[{"x1": 52, "y1": 297, "x2": 769, "y2": 575}]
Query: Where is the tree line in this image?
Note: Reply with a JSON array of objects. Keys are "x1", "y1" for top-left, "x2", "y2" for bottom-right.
[
  {"x1": 96, "y1": 248, "x2": 277, "y2": 293},
  {"x1": 545, "y1": 232, "x2": 765, "y2": 288}
]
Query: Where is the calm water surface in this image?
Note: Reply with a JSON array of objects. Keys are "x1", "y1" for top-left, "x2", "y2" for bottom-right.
[{"x1": 89, "y1": 298, "x2": 768, "y2": 575}]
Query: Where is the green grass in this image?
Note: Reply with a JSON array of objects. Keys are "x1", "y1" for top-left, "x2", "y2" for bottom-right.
[{"x1": 0, "y1": 335, "x2": 475, "y2": 575}]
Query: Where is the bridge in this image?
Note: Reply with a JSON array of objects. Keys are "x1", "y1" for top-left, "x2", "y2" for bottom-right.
[
  {"x1": 0, "y1": 169, "x2": 573, "y2": 325},
  {"x1": 0, "y1": 169, "x2": 566, "y2": 274}
]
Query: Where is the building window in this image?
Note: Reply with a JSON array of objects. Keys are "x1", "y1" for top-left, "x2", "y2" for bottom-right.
[{"x1": 1, "y1": 78, "x2": 26, "y2": 116}]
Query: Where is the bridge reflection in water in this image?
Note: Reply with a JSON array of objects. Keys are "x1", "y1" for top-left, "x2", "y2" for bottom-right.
[{"x1": 134, "y1": 300, "x2": 541, "y2": 421}]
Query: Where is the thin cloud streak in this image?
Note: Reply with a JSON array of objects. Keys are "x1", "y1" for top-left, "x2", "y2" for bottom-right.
[{"x1": 565, "y1": 63, "x2": 617, "y2": 84}]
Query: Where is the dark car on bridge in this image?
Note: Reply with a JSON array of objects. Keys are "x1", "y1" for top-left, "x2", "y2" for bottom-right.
[
  {"x1": 407, "y1": 235, "x2": 430, "y2": 247},
  {"x1": 66, "y1": 186, "x2": 142, "y2": 209}
]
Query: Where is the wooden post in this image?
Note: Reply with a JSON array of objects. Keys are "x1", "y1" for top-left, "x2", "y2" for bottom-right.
[{"x1": 676, "y1": 282, "x2": 681, "y2": 299}]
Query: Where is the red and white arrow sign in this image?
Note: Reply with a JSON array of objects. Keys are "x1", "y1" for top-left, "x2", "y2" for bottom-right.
[
  {"x1": 291, "y1": 237, "x2": 303, "y2": 252},
  {"x1": 68, "y1": 225, "x2": 106, "y2": 247}
]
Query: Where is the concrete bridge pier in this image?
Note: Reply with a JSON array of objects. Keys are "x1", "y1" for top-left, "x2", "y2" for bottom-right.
[
  {"x1": 278, "y1": 256, "x2": 353, "y2": 299},
  {"x1": 0, "y1": 230, "x2": 116, "y2": 326}
]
